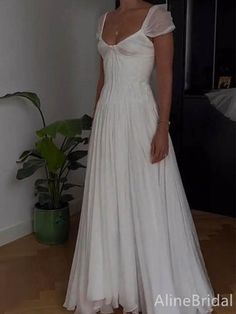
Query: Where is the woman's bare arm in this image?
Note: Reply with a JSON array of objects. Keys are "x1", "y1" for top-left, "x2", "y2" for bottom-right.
[
  {"x1": 154, "y1": 32, "x2": 174, "y2": 129},
  {"x1": 150, "y1": 32, "x2": 174, "y2": 163},
  {"x1": 92, "y1": 56, "x2": 105, "y2": 118}
]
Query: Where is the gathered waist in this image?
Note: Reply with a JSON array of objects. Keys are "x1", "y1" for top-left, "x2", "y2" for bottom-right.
[
  {"x1": 98, "y1": 80, "x2": 157, "y2": 109},
  {"x1": 102, "y1": 80, "x2": 149, "y2": 98},
  {"x1": 103, "y1": 79, "x2": 151, "y2": 91}
]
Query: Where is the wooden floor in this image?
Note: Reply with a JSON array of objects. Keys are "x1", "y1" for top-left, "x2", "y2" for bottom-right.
[{"x1": 0, "y1": 210, "x2": 235, "y2": 314}]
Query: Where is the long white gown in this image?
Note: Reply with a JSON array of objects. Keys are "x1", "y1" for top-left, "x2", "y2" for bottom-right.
[{"x1": 63, "y1": 4, "x2": 215, "y2": 314}]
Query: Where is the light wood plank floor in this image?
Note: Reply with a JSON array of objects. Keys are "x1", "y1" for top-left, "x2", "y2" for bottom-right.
[{"x1": 0, "y1": 210, "x2": 235, "y2": 314}]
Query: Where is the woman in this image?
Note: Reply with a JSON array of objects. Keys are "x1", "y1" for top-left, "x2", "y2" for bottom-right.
[{"x1": 64, "y1": 1, "x2": 215, "y2": 313}]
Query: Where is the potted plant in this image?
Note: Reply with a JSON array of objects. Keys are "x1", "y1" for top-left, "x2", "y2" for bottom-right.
[{"x1": 0, "y1": 92, "x2": 93, "y2": 245}]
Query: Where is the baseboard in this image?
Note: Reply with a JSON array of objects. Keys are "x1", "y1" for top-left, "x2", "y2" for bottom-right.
[
  {"x1": 0, "y1": 219, "x2": 33, "y2": 247},
  {"x1": 0, "y1": 197, "x2": 83, "y2": 247}
]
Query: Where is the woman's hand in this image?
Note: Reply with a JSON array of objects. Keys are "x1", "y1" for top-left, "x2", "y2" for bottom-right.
[{"x1": 150, "y1": 125, "x2": 169, "y2": 164}]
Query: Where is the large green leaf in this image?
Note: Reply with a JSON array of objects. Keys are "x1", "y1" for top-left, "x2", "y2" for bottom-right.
[
  {"x1": 62, "y1": 183, "x2": 83, "y2": 190},
  {"x1": 39, "y1": 192, "x2": 52, "y2": 206},
  {"x1": 34, "y1": 178, "x2": 48, "y2": 187},
  {"x1": 34, "y1": 179, "x2": 49, "y2": 195},
  {"x1": 62, "y1": 137, "x2": 84, "y2": 152},
  {"x1": 81, "y1": 114, "x2": 93, "y2": 130},
  {"x1": 35, "y1": 137, "x2": 65, "y2": 173},
  {"x1": 0, "y1": 91, "x2": 46, "y2": 127},
  {"x1": 36, "y1": 114, "x2": 93, "y2": 138},
  {"x1": 16, "y1": 159, "x2": 45, "y2": 179},
  {"x1": 35, "y1": 185, "x2": 49, "y2": 193},
  {"x1": 61, "y1": 194, "x2": 74, "y2": 203},
  {"x1": 83, "y1": 137, "x2": 90, "y2": 145},
  {"x1": 68, "y1": 150, "x2": 88, "y2": 161},
  {"x1": 68, "y1": 161, "x2": 86, "y2": 170},
  {"x1": 17, "y1": 149, "x2": 41, "y2": 163},
  {"x1": 0, "y1": 91, "x2": 41, "y2": 108}
]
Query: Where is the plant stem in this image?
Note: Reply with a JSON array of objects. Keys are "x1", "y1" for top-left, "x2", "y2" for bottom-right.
[
  {"x1": 58, "y1": 141, "x2": 79, "y2": 181},
  {"x1": 59, "y1": 168, "x2": 70, "y2": 195},
  {"x1": 60, "y1": 137, "x2": 67, "y2": 151}
]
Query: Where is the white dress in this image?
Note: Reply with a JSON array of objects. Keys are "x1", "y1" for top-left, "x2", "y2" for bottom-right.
[{"x1": 63, "y1": 4, "x2": 215, "y2": 314}]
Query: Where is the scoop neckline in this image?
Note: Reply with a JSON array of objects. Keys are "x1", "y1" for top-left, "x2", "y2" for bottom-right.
[{"x1": 100, "y1": 4, "x2": 157, "y2": 47}]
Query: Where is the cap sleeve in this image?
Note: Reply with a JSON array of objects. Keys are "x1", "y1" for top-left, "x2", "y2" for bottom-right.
[
  {"x1": 143, "y1": 4, "x2": 175, "y2": 38},
  {"x1": 96, "y1": 13, "x2": 105, "y2": 40}
]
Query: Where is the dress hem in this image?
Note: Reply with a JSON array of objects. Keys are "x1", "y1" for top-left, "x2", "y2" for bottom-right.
[{"x1": 63, "y1": 301, "x2": 215, "y2": 314}]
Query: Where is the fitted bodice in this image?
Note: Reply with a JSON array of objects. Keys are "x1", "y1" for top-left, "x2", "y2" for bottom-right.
[
  {"x1": 96, "y1": 4, "x2": 175, "y2": 96},
  {"x1": 98, "y1": 31, "x2": 155, "y2": 87}
]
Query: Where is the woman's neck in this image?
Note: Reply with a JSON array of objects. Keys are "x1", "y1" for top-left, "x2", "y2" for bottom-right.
[{"x1": 119, "y1": 0, "x2": 145, "y2": 11}]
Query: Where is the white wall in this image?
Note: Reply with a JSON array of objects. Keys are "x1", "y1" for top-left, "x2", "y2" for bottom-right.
[{"x1": 0, "y1": 0, "x2": 113, "y2": 246}]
